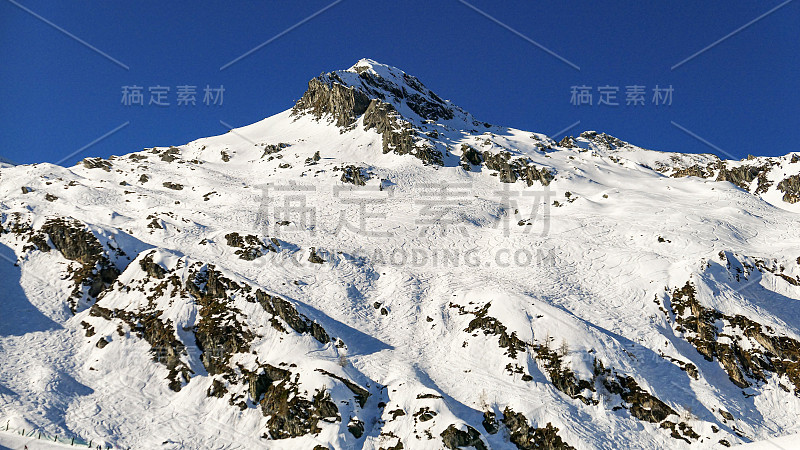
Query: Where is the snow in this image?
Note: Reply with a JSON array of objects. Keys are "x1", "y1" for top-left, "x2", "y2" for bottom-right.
[{"x1": 1, "y1": 59, "x2": 800, "y2": 449}]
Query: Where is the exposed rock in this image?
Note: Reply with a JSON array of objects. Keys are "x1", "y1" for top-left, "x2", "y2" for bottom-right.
[
  {"x1": 255, "y1": 290, "x2": 330, "y2": 344},
  {"x1": 482, "y1": 411, "x2": 499, "y2": 435},
  {"x1": 40, "y1": 218, "x2": 119, "y2": 308},
  {"x1": 363, "y1": 99, "x2": 443, "y2": 166},
  {"x1": 159, "y1": 147, "x2": 181, "y2": 163},
  {"x1": 188, "y1": 266, "x2": 254, "y2": 375},
  {"x1": 162, "y1": 181, "x2": 183, "y2": 190},
  {"x1": 501, "y1": 407, "x2": 574, "y2": 450},
  {"x1": 261, "y1": 374, "x2": 340, "y2": 439},
  {"x1": 316, "y1": 369, "x2": 370, "y2": 407},
  {"x1": 670, "y1": 281, "x2": 800, "y2": 393},
  {"x1": 715, "y1": 163, "x2": 773, "y2": 193},
  {"x1": 308, "y1": 247, "x2": 325, "y2": 264},
  {"x1": 90, "y1": 303, "x2": 191, "y2": 391},
  {"x1": 580, "y1": 131, "x2": 627, "y2": 150},
  {"x1": 483, "y1": 151, "x2": 554, "y2": 186},
  {"x1": 224, "y1": 232, "x2": 272, "y2": 260},
  {"x1": 339, "y1": 165, "x2": 370, "y2": 186},
  {"x1": 558, "y1": 136, "x2": 577, "y2": 148},
  {"x1": 777, "y1": 174, "x2": 800, "y2": 203},
  {"x1": 347, "y1": 418, "x2": 365, "y2": 438},
  {"x1": 261, "y1": 143, "x2": 290, "y2": 158},
  {"x1": 81, "y1": 157, "x2": 111, "y2": 171},
  {"x1": 138, "y1": 252, "x2": 167, "y2": 279},
  {"x1": 292, "y1": 75, "x2": 371, "y2": 128},
  {"x1": 459, "y1": 144, "x2": 483, "y2": 169},
  {"x1": 671, "y1": 165, "x2": 713, "y2": 179},
  {"x1": 440, "y1": 424, "x2": 487, "y2": 450}
]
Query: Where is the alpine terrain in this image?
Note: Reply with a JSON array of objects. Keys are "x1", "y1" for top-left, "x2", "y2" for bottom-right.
[{"x1": 2, "y1": 59, "x2": 800, "y2": 449}]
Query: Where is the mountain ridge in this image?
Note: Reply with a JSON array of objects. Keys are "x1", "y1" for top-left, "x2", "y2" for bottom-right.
[{"x1": 1, "y1": 59, "x2": 800, "y2": 449}]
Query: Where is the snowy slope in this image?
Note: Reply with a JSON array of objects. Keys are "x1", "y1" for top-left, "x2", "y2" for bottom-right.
[{"x1": 1, "y1": 59, "x2": 800, "y2": 450}]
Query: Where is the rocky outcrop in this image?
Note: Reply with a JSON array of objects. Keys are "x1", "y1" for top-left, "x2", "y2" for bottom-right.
[
  {"x1": 452, "y1": 301, "x2": 698, "y2": 441},
  {"x1": 671, "y1": 165, "x2": 713, "y2": 179},
  {"x1": 90, "y1": 303, "x2": 191, "y2": 391},
  {"x1": 440, "y1": 424, "x2": 487, "y2": 450},
  {"x1": 39, "y1": 218, "x2": 120, "y2": 309},
  {"x1": 363, "y1": 99, "x2": 443, "y2": 166},
  {"x1": 255, "y1": 289, "x2": 330, "y2": 344},
  {"x1": 483, "y1": 151, "x2": 554, "y2": 186},
  {"x1": 261, "y1": 142, "x2": 290, "y2": 158},
  {"x1": 260, "y1": 371, "x2": 340, "y2": 439},
  {"x1": 81, "y1": 157, "x2": 111, "y2": 171},
  {"x1": 292, "y1": 75, "x2": 371, "y2": 129},
  {"x1": 188, "y1": 266, "x2": 254, "y2": 375},
  {"x1": 670, "y1": 281, "x2": 800, "y2": 393},
  {"x1": 715, "y1": 163, "x2": 773, "y2": 194},
  {"x1": 224, "y1": 232, "x2": 274, "y2": 260},
  {"x1": 459, "y1": 144, "x2": 483, "y2": 170},
  {"x1": 501, "y1": 408, "x2": 574, "y2": 450},
  {"x1": 162, "y1": 181, "x2": 183, "y2": 190},
  {"x1": 337, "y1": 165, "x2": 370, "y2": 186},
  {"x1": 580, "y1": 131, "x2": 627, "y2": 151},
  {"x1": 777, "y1": 174, "x2": 800, "y2": 203}
]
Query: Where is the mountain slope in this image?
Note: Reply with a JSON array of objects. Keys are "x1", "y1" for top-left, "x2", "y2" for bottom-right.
[{"x1": 1, "y1": 59, "x2": 800, "y2": 449}]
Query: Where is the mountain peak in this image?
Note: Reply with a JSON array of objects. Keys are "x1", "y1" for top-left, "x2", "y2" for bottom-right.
[
  {"x1": 345, "y1": 58, "x2": 402, "y2": 78},
  {"x1": 293, "y1": 59, "x2": 474, "y2": 128}
]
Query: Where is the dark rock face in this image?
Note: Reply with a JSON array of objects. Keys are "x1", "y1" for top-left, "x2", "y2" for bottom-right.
[
  {"x1": 671, "y1": 165, "x2": 713, "y2": 179},
  {"x1": 715, "y1": 163, "x2": 773, "y2": 194},
  {"x1": 339, "y1": 165, "x2": 370, "y2": 186},
  {"x1": 308, "y1": 247, "x2": 326, "y2": 264},
  {"x1": 261, "y1": 142, "x2": 290, "y2": 158},
  {"x1": 459, "y1": 144, "x2": 483, "y2": 170},
  {"x1": 292, "y1": 75, "x2": 371, "y2": 129},
  {"x1": 463, "y1": 303, "x2": 527, "y2": 359},
  {"x1": 501, "y1": 408, "x2": 574, "y2": 450},
  {"x1": 347, "y1": 418, "x2": 365, "y2": 438},
  {"x1": 260, "y1": 374, "x2": 340, "y2": 440},
  {"x1": 558, "y1": 136, "x2": 577, "y2": 148},
  {"x1": 159, "y1": 147, "x2": 181, "y2": 163},
  {"x1": 482, "y1": 411, "x2": 499, "y2": 435},
  {"x1": 777, "y1": 174, "x2": 800, "y2": 203},
  {"x1": 162, "y1": 181, "x2": 184, "y2": 190},
  {"x1": 90, "y1": 303, "x2": 191, "y2": 391},
  {"x1": 363, "y1": 99, "x2": 443, "y2": 166},
  {"x1": 671, "y1": 281, "x2": 800, "y2": 393},
  {"x1": 188, "y1": 266, "x2": 254, "y2": 376},
  {"x1": 580, "y1": 131, "x2": 627, "y2": 150},
  {"x1": 483, "y1": 152, "x2": 554, "y2": 186},
  {"x1": 452, "y1": 301, "x2": 697, "y2": 441},
  {"x1": 138, "y1": 252, "x2": 167, "y2": 279},
  {"x1": 291, "y1": 68, "x2": 449, "y2": 166},
  {"x1": 39, "y1": 218, "x2": 120, "y2": 309},
  {"x1": 255, "y1": 290, "x2": 330, "y2": 344},
  {"x1": 223, "y1": 232, "x2": 274, "y2": 260},
  {"x1": 81, "y1": 157, "x2": 111, "y2": 171},
  {"x1": 440, "y1": 424, "x2": 487, "y2": 450}
]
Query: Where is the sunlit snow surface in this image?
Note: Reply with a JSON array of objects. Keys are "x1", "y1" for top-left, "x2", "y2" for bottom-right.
[{"x1": 1, "y1": 60, "x2": 800, "y2": 449}]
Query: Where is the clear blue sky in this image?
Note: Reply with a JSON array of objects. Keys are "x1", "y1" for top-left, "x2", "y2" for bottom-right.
[{"x1": 1, "y1": 0, "x2": 798, "y2": 165}]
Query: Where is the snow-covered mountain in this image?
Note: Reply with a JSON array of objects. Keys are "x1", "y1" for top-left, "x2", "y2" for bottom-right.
[{"x1": 2, "y1": 58, "x2": 800, "y2": 449}]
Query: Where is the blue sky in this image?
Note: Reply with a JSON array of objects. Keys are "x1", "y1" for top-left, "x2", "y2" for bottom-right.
[{"x1": 1, "y1": 0, "x2": 798, "y2": 165}]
